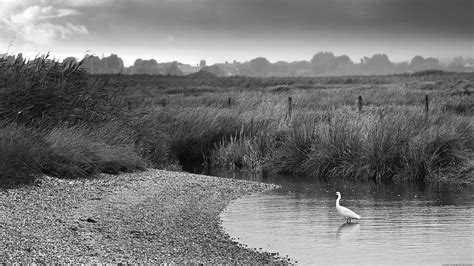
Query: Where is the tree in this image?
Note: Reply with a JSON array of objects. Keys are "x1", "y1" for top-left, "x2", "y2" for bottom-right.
[
  {"x1": 311, "y1": 52, "x2": 336, "y2": 74},
  {"x1": 360, "y1": 54, "x2": 395, "y2": 74},
  {"x1": 288, "y1": 60, "x2": 311, "y2": 75},
  {"x1": 236, "y1": 62, "x2": 254, "y2": 76},
  {"x1": 164, "y1": 61, "x2": 183, "y2": 76},
  {"x1": 311, "y1": 52, "x2": 353, "y2": 75},
  {"x1": 272, "y1": 61, "x2": 290, "y2": 74},
  {"x1": 100, "y1": 54, "x2": 124, "y2": 74},
  {"x1": 201, "y1": 65, "x2": 226, "y2": 76},
  {"x1": 410, "y1": 56, "x2": 440, "y2": 72},
  {"x1": 249, "y1": 57, "x2": 271, "y2": 76},
  {"x1": 62, "y1": 57, "x2": 77, "y2": 66},
  {"x1": 131, "y1": 59, "x2": 161, "y2": 74},
  {"x1": 82, "y1": 55, "x2": 101, "y2": 74},
  {"x1": 447, "y1": 56, "x2": 467, "y2": 72}
]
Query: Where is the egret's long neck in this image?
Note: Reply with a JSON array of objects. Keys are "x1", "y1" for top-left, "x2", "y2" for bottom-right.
[{"x1": 336, "y1": 195, "x2": 341, "y2": 206}]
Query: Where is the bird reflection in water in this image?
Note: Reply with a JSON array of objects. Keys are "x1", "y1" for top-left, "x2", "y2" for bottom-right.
[{"x1": 336, "y1": 222, "x2": 360, "y2": 242}]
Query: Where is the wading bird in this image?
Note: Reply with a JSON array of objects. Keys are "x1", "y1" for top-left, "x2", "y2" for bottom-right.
[{"x1": 336, "y1": 191, "x2": 361, "y2": 223}]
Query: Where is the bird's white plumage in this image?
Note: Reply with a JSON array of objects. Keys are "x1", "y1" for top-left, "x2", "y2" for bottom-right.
[
  {"x1": 336, "y1": 205, "x2": 361, "y2": 219},
  {"x1": 335, "y1": 191, "x2": 361, "y2": 221}
]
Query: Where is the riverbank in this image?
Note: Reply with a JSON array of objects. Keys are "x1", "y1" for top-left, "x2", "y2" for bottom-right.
[{"x1": 0, "y1": 169, "x2": 284, "y2": 263}]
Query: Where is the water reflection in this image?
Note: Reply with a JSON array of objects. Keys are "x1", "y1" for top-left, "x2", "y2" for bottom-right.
[
  {"x1": 336, "y1": 222, "x2": 360, "y2": 242},
  {"x1": 205, "y1": 168, "x2": 473, "y2": 206},
  {"x1": 211, "y1": 168, "x2": 474, "y2": 265}
]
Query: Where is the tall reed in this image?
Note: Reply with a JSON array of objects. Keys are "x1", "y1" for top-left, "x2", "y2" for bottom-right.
[{"x1": 0, "y1": 55, "x2": 123, "y2": 128}]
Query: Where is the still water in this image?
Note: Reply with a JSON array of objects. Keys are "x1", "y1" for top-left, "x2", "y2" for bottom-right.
[{"x1": 205, "y1": 169, "x2": 473, "y2": 265}]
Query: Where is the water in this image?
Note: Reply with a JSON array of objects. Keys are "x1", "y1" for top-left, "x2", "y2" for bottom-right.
[{"x1": 203, "y1": 169, "x2": 474, "y2": 265}]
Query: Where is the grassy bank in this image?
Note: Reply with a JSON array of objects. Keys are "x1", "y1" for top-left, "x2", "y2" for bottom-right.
[{"x1": 1, "y1": 55, "x2": 473, "y2": 185}]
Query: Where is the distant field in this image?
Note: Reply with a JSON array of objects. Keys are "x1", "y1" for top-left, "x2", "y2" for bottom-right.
[{"x1": 1, "y1": 56, "x2": 472, "y2": 185}]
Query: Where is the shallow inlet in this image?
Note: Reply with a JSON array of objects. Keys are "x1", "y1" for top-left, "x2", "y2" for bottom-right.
[{"x1": 203, "y1": 169, "x2": 474, "y2": 265}]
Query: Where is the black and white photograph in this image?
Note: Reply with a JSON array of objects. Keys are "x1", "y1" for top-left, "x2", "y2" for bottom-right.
[{"x1": 0, "y1": 0, "x2": 473, "y2": 264}]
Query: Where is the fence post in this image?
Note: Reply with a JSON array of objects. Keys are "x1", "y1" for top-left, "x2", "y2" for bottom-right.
[
  {"x1": 228, "y1": 97, "x2": 231, "y2": 105},
  {"x1": 358, "y1": 95, "x2": 363, "y2": 113},
  {"x1": 288, "y1": 96, "x2": 293, "y2": 119},
  {"x1": 425, "y1": 95, "x2": 429, "y2": 115}
]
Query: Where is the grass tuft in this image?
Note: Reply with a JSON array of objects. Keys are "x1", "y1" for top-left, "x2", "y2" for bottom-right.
[
  {"x1": 0, "y1": 122, "x2": 49, "y2": 186},
  {"x1": 42, "y1": 124, "x2": 146, "y2": 179}
]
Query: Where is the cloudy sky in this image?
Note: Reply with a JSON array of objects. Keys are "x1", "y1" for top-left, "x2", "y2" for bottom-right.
[{"x1": 0, "y1": 0, "x2": 472, "y2": 66}]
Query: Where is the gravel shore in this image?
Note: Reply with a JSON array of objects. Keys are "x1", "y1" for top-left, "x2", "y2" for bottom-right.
[{"x1": 0, "y1": 169, "x2": 284, "y2": 263}]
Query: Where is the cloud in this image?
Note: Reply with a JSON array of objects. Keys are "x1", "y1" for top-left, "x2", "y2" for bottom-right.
[
  {"x1": 14, "y1": 22, "x2": 87, "y2": 45},
  {"x1": 2, "y1": 4, "x2": 87, "y2": 45},
  {"x1": 42, "y1": 0, "x2": 117, "y2": 7},
  {"x1": 7, "y1": 5, "x2": 79, "y2": 24},
  {"x1": 39, "y1": 6, "x2": 80, "y2": 19}
]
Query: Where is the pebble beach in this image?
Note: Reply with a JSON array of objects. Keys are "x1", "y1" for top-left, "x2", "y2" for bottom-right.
[{"x1": 0, "y1": 169, "x2": 284, "y2": 263}]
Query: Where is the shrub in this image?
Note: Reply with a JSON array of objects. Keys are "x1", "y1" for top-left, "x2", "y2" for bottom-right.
[{"x1": 0, "y1": 122, "x2": 48, "y2": 186}]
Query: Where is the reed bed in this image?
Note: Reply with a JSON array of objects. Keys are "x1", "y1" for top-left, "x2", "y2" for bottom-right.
[
  {"x1": 0, "y1": 56, "x2": 145, "y2": 186},
  {"x1": 1, "y1": 55, "x2": 472, "y2": 185}
]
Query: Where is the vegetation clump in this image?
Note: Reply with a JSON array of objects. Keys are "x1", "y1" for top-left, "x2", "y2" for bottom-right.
[{"x1": 0, "y1": 55, "x2": 146, "y2": 186}]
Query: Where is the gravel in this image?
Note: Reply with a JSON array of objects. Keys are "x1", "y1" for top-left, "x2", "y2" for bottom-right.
[{"x1": 0, "y1": 169, "x2": 285, "y2": 263}]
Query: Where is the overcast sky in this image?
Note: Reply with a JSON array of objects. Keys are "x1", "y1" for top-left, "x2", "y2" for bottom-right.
[{"x1": 0, "y1": 0, "x2": 472, "y2": 66}]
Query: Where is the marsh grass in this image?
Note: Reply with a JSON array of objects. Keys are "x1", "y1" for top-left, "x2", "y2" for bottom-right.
[
  {"x1": 211, "y1": 125, "x2": 276, "y2": 170},
  {"x1": 1, "y1": 55, "x2": 472, "y2": 184},
  {"x1": 273, "y1": 108, "x2": 473, "y2": 182},
  {"x1": 441, "y1": 96, "x2": 474, "y2": 115},
  {"x1": 134, "y1": 106, "x2": 275, "y2": 167},
  {"x1": 125, "y1": 73, "x2": 472, "y2": 182},
  {"x1": 0, "y1": 122, "x2": 48, "y2": 186},
  {"x1": 0, "y1": 55, "x2": 123, "y2": 128},
  {"x1": 0, "y1": 56, "x2": 145, "y2": 185},
  {"x1": 42, "y1": 124, "x2": 146, "y2": 179},
  {"x1": 398, "y1": 115, "x2": 473, "y2": 181},
  {"x1": 160, "y1": 83, "x2": 472, "y2": 182}
]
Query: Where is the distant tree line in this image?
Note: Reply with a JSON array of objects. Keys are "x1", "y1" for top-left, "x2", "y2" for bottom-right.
[
  {"x1": 64, "y1": 55, "x2": 185, "y2": 76},
  {"x1": 3, "y1": 51, "x2": 471, "y2": 77},
  {"x1": 64, "y1": 54, "x2": 124, "y2": 74},
  {"x1": 232, "y1": 52, "x2": 473, "y2": 77}
]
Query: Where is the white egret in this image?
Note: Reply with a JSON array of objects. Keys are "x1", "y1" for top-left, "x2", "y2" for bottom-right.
[{"x1": 335, "y1": 191, "x2": 361, "y2": 223}]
